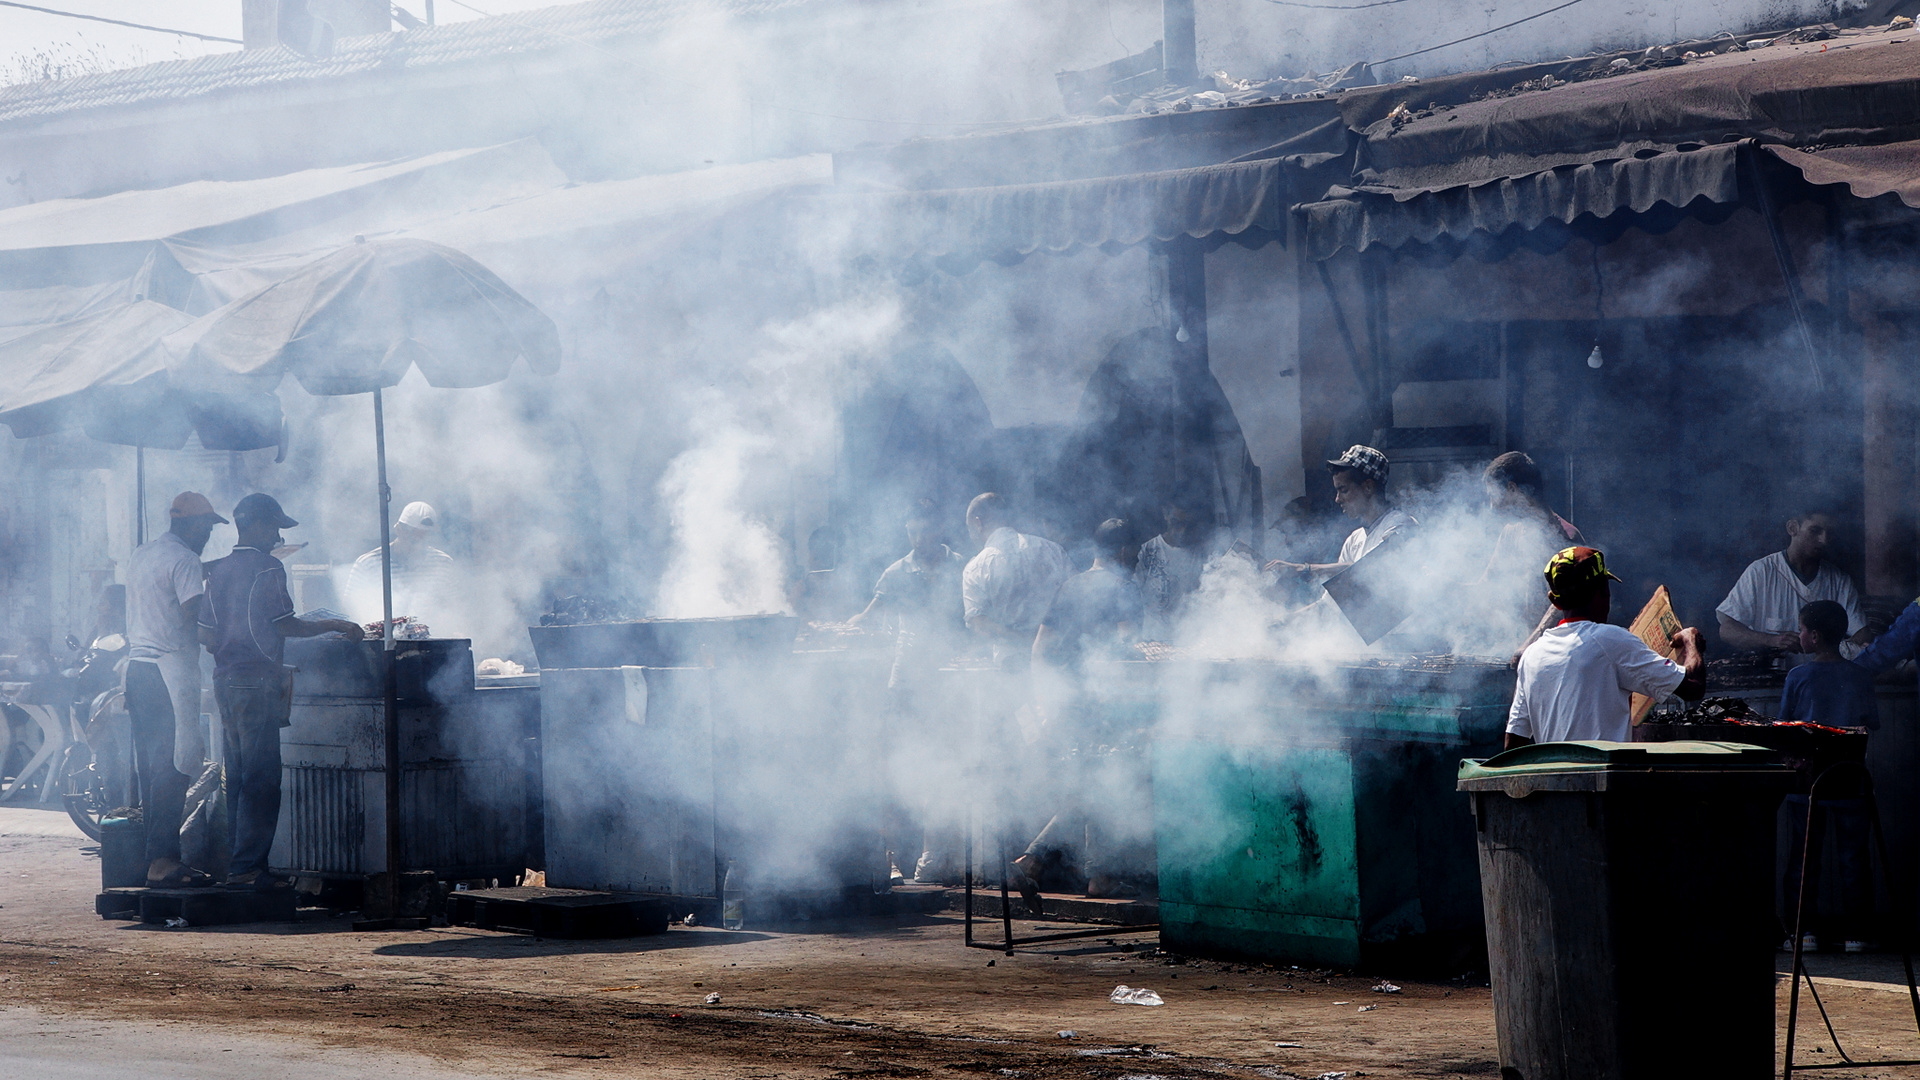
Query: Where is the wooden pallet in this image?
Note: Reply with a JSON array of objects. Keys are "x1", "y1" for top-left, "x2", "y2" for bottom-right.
[
  {"x1": 446, "y1": 887, "x2": 670, "y2": 938},
  {"x1": 96, "y1": 887, "x2": 142, "y2": 919},
  {"x1": 95, "y1": 886, "x2": 300, "y2": 926}
]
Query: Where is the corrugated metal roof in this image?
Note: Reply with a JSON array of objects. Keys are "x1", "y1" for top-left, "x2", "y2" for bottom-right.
[{"x1": 0, "y1": 0, "x2": 818, "y2": 129}]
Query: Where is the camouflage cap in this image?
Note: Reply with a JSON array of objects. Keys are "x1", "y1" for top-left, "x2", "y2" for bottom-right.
[
  {"x1": 1326, "y1": 444, "x2": 1389, "y2": 484},
  {"x1": 1545, "y1": 546, "x2": 1622, "y2": 608}
]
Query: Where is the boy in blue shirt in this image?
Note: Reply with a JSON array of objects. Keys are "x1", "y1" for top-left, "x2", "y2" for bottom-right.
[
  {"x1": 1781, "y1": 600, "x2": 1878, "y2": 730},
  {"x1": 1780, "y1": 599, "x2": 1876, "y2": 952}
]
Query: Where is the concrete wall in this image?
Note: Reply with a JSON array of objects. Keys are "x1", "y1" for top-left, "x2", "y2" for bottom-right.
[{"x1": 1197, "y1": 0, "x2": 1873, "y2": 83}]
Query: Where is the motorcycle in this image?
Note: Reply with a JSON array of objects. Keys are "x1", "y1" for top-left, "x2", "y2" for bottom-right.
[{"x1": 56, "y1": 632, "x2": 130, "y2": 841}]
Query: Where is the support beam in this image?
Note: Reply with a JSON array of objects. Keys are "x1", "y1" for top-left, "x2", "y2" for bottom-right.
[
  {"x1": 1162, "y1": 0, "x2": 1197, "y2": 87},
  {"x1": 1862, "y1": 310, "x2": 1917, "y2": 600}
]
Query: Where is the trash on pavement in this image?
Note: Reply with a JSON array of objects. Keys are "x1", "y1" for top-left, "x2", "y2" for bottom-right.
[
  {"x1": 1371, "y1": 981, "x2": 1401, "y2": 994},
  {"x1": 704, "y1": 992, "x2": 721, "y2": 1004},
  {"x1": 1108, "y1": 985, "x2": 1164, "y2": 1006}
]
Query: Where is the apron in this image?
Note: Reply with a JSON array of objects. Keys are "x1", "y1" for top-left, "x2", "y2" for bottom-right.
[{"x1": 156, "y1": 648, "x2": 205, "y2": 775}]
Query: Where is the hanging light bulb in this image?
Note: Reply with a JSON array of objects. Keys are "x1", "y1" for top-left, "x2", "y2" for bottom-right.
[
  {"x1": 1175, "y1": 324, "x2": 1191, "y2": 343},
  {"x1": 1587, "y1": 342, "x2": 1605, "y2": 369}
]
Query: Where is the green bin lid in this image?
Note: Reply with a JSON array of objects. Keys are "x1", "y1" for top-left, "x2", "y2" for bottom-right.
[{"x1": 1458, "y1": 739, "x2": 1779, "y2": 783}]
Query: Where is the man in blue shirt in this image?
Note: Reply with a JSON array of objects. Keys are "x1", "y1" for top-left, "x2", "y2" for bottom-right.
[{"x1": 199, "y1": 494, "x2": 361, "y2": 889}]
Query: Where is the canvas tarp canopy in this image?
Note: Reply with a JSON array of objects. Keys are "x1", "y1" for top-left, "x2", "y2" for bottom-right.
[
  {"x1": 829, "y1": 117, "x2": 1351, "y2": 271},
  {"x1": 0, "y1": 144, "x2": 831, "y2": 439},
  {"x1": 0, "y1": 140, "x2": 831, "y2": 315},
  {"x1": 1298, "y1": 27, "x2": 1920, "y2": 259},
  {"x1": 828, "y1": 25, "x2": 1920, "y2": 267}
]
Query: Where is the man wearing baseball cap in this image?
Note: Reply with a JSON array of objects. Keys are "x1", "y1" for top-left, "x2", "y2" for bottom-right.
[
  {"x1": 344, "y1": 500, "x2": 456, "y2": 632},
  {"x1": 1505, "y1": 547, "x2": 1707, "y2": 749},
  {"x1": 124, "y1": 492, "x2": 227, "y2": 886},
  {"x1": 199, "y1": 494, "x2": 362, "y2": 889}
]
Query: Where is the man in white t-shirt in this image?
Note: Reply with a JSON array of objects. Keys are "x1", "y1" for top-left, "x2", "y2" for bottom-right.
[
  {"x1": 125, "y1": 491, "x2": 226, "y2": 886},
  {"x1": 1267, "y1": 444, "x2": 1415, "y2": 582},
  {"x1": 1716, "y1": 509, "x2": 1870, "y2": 666},
  {"x1": 1507, "y1": 546, "x2": 1707, "y2": 749},
  {"x1": 961, "y1": 492, "x2": 1072, "y2": 669}
]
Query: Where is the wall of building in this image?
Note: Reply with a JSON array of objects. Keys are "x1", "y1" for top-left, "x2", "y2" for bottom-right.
[{"x1": 1196, "y1": 0, "x2": 1872, "y2": 84}]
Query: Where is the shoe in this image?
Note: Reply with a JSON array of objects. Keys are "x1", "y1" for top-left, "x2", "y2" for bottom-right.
[
  {"x1": 1008, "y1": 855, "x2": 1043, "y2": 914},
  {"x1": 1846, "y1": 940, "x2": 1876, "y2": 953},
  {"x1": 225, "y1": 870, "x2": 293, "y2": 892}
]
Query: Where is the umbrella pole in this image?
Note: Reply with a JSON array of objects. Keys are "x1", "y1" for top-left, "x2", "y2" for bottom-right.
[
  {"x1": 135, "y1": 446, "x2": 146, "y2": 547},
  {"x1": 376, "y1": 388, "x2": 406, "y2": 924}
]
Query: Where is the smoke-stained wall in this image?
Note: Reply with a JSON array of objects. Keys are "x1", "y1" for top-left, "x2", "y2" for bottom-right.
[{"x1": 1197, "y1": 0, "x2": 1873, "y2": 83}]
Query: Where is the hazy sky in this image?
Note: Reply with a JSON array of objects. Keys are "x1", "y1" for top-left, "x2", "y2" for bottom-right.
[{"x1": 0, "y1": 0, "x2": 567, "y2": 81}]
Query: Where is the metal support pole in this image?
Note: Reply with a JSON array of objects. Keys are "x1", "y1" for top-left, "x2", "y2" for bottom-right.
[
  {"x1": 377, "y1": 389, "x2": 401, "y2": 915},
  {"x1": 1746, "y1": 144, "x2": 1826, "y2": 393},
  {"x1": 354, "y1": 387, "x2": 419, "y2": 930},
  {"x1": 134, "y1": 446, "x2": 146, "y2": 548}
]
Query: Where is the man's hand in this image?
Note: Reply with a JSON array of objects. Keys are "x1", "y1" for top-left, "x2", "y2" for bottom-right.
[
  {"x1": 331, "y1": 620, "x2": 366, "y2": 642},
  {"x1": 1265, "y1": 559, "x2": 1307, "y2": 575},
  {"x1": 1770, "y1": 631, "x2": 1801, "y2": 652},
  {"x1": 1669, "y1": 626, "x2": 1708, "y2": 702}
]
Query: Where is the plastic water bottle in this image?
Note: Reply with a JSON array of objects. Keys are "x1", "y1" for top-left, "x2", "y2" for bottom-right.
[{"x1": 722, "y1": 861, "x2": 745, "y2": 930}]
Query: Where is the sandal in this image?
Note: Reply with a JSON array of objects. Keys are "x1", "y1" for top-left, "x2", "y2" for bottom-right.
[{"x1": 148, "y1": 864, "x2": 216, "y2": 888}]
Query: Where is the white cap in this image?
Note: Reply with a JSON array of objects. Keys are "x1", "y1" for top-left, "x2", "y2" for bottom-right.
[{"x1": 396, "y1": 501, "x2": 437, "y2": 531}]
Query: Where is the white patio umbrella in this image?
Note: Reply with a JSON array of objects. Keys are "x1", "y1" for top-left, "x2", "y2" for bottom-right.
[
  {"x1": 0, "y1": 300, "x2": 284, "y2": 543},
  {"x1": 166, "y1": 237, "x2": 560, "y2": 923}
]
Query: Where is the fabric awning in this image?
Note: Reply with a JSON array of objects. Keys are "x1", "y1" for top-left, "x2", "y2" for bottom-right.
[
  {"x1": 842, "y1": 155, "x2": 1313, "y2": 271},
  {"x1": 1766, "y1": 141, "x2": 1920, "y2": 208},
  {"x1": 1299, "y1": 141, "x2": 1747, "y2": 260}
]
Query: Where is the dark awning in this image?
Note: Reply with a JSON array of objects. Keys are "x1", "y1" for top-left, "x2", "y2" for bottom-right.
[
  {"x1": 1299, "y1": 140, "x2": 1747, "y2": 260},
  {"x1": 1299, "y1": 138, "x2": 1920, "y2": 261},
  {"x1": 844, "y1": 156, "x2": 1302, "y2": 271},
  {"x1": 1766, "y1": 140, "x2": 1920, "y2": 207}
]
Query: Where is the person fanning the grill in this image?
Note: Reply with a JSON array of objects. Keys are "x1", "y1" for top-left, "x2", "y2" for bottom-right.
[{"x1": 1505, "y1": 547, "x2": 1706, "y2": 750}]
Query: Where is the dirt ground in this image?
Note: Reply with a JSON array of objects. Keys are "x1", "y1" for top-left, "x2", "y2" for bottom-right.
[{"x1": 3, "y1": 807, "x2": 1920, "y2": 1078}]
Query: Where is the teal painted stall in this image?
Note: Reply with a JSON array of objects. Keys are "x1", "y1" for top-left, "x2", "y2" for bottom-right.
[{"x1": 1151, "y1": 659, "x2": 1512, "y2": 970}]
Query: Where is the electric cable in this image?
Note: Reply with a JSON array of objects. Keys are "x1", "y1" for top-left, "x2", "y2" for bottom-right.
[
  {"x1": 1261, "y1": 0, "x2": 1419, "y2": 9},
  {"x1": 1370, "y1": 0, "x2": 1587, "y2": 66},
  {"x1": 0, "y1": 1, "x2": 241, "y2": 43}
]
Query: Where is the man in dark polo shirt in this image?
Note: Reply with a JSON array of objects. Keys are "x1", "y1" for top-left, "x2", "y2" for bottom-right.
[{"x1": 199, "y1": 494, "x2": 362, "y2": 888}]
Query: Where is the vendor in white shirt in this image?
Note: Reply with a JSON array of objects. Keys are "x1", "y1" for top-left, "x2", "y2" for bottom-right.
[
  {"x1": 1506, "y1": 546, "x2": 1707, "y2": 749},
  {"x1": 1267, "y1": 444, "x2": 1415, "y2": 580},
  {"x1": 1716, "y1": 509, "x2": 1870, "y2": 665}
]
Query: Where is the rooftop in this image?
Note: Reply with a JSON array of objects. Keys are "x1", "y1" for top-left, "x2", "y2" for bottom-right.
[{"x1": 0, "y1": 0, "x2": 819, "y2": 130}]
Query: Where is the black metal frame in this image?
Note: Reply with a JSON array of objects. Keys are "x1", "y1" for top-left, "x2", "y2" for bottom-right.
[
  {"x1": 960, "y1": 810, "x2": 1157, "y2": 955},
  {"x1": 1783, "y1": 762, "x2": 1920, "y2": 1076}
]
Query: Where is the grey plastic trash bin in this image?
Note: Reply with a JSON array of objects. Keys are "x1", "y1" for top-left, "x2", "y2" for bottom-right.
[{"x1": 1457, "y1": 740, "x2": 1793, "y2": 1080}]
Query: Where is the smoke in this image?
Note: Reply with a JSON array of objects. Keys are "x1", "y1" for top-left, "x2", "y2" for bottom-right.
[
  {"x1": 654, "y1": 295, "x2": 904, "y2": 616},
  {"x1": 656, "y1": 423, "x2": 790, "y2": 618}
]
